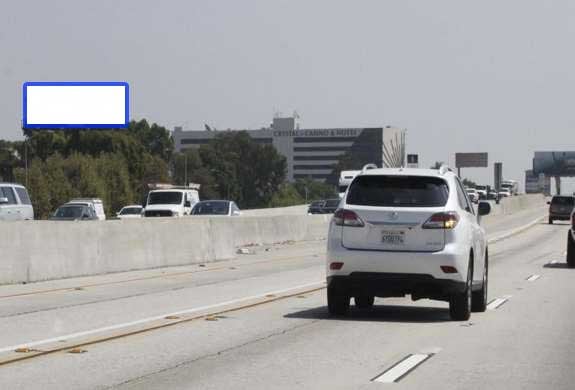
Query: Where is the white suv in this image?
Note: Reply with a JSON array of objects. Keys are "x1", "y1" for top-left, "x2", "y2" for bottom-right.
[
  {"x1": 0, "y1": 183, "x2": 34, "y2": 221},
  {"x1": 326, "y1": 166, "x2": 491, "y2": 321}
]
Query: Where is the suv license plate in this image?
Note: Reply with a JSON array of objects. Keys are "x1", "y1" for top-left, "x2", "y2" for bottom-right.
[{"x1": 381, "y1": 230, "x2": 405, "y2": 245}]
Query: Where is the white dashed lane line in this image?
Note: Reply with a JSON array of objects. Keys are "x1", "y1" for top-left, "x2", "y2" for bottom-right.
[
  {"x1": 372, "y1": 352, "x2": 436, "y2": 383},
  {"x1": 487, "y1": 296, "x2": 511, "y2": 310},
  {"x1": 526, "y1": 274, "x2": 541, "y2": 282}
]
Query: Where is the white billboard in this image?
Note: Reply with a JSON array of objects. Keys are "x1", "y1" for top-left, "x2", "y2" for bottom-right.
[{"x1": 23, "y1": 82, "x2": 129, "y2": 129}]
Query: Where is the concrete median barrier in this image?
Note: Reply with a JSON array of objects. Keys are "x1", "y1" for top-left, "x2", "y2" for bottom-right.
[
  {"x1": 484, "y1": 193, "x2": 546, "y2": 217},
  {"x1": 240, "y1": 204, "x2": 309, "y2": 216},
  {"x1": 0, "y1": 214, "x2": 331, "y2": 285}
]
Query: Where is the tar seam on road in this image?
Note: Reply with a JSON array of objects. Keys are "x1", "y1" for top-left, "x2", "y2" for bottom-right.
[
  {"x1": 0, "y1": 282, "x2": 326, "y2": 366},
  {"x1": 0, "y1": 250, "x2": 324, "y2": 300},
  {"x1": 487, "y1": 216, "x2": 544, "y2": 245},
  {"x1": 371, "y1": 353, "x2": 434, "y2": 383}
]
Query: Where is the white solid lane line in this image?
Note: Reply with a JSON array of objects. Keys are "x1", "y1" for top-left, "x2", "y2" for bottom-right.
[
  {"x1": 372, "y1": 354, "x2": 432, "y2": 383},
  {"x1": 0, "y1": 281, "x2": 324, "y2": 355},
  {"x1": 526, "y1": 274, "x2": 541, "y2": 282},
  {"x1": 486, "y1": 295, "x2": 511, "y2": 310}
]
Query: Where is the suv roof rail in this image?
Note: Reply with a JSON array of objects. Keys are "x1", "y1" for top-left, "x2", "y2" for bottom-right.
[
  {"x1": 361, "y1": 163, "x2": 378, "y2": 173},
  {"x1": 148, "y1": 183, "x2": 201, "y2": 190},
  {"x1": 438, "y1": 165, "x2": 453, "y2": 175}
]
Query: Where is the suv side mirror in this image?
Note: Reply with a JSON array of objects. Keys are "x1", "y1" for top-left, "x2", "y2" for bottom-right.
[
  {"x1": 0, "y1": 197, "x2": 8, "y2": 204},
  {"x1": 547, "y1": 201, "x2": 551, "y2": 205},
  {"x1": 478, "y1": 201, "x2": 491, "y2": 216},
  {"x1": 184, "y1": 200, "x2": 191, "y2": 208},
  {"x1": 232, "y1": 210, "x2": 241, "y2": 216}
]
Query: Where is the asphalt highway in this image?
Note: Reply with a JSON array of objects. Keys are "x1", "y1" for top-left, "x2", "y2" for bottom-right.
[{"x1": 1, "y1": 205, "x2": 569, "y2": 390}]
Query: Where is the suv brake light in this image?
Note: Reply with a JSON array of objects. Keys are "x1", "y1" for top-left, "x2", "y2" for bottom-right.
[
  {"x1": 333, "y1": 209, "x2": 365, "y2": 227},
  {"x1": 422, "y1": 212, "x2": 459, "y2": 229}
]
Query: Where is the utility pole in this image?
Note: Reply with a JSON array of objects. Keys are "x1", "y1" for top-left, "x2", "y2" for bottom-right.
[
  {"x1": 25, "y1": 138, "x2": 28, "y2": 187},
  {"x1": 21, "y1": 122, "x2": 29, "y2": 187},
  {"x1": 184, "y1": 153, "x2": 188, "y2": 187}
]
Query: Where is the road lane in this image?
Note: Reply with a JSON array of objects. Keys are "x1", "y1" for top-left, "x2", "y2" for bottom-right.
[{"x1": 0, "y1": 210, "x2": 568, "y2": 390}]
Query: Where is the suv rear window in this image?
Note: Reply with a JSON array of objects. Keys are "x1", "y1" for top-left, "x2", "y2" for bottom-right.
[
  {"x1": 551, "y1": 196, "x2": 574, "y2": 205},
  {"x1": 346, "y1": 175, "x2": 449, "y2": 207},
  {"x1": 0, "y1": 186, "x2": 17, "y2": 204},
  {"x1": 15, "y1": 187, "x2": 31, "y2": 205}
]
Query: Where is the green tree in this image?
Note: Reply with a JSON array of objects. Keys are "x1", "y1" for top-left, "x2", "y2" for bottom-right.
[
  {"x1": 97, "y1": 153, "x2": 135, "y2": 214},
  {"x1": 199, "y1": 131, "x2": 286, "y2": 208},
  {"x1": 128, "y1": 119, "x2": 174, "y2": 162},
  {"x1": 173, "y1": 149, "x2": 219, "y2": 199},
  {"x1": 0, "y1": 140, "x2": 21, "y2": 182},
  {"x1": 268, "y1": 183, "x2": 304, "y2": 207},
  {"x1": 293, "y1": 178, "x2": 337, "y2": 201},
  {"x1": 462, "y1": 178, "x2": 477, "y2": 188},
  {"x1": 14, "y1": 161, "x2": 51, "y2": 218}
]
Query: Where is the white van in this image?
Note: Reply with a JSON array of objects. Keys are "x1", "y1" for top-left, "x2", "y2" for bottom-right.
[
  {"x1": 0, "y1": 183, "x2": 34, "y2": 221},
  {"x1": 338, "y1": 170, "x2": 361, "y2": 198},
  {"x1": 143, "y1": 184, "x2": 200, "y2": 217},
  {"x1": 68, "y1": 198, "x2": 106, "y2": 220}
]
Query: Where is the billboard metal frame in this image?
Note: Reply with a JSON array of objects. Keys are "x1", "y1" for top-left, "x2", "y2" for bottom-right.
[{"x1": 22, "y1": 81, "x2": 130, "y2": 130}]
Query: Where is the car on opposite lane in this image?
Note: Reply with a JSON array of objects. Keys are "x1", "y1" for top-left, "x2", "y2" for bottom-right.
[
  {"x1": 191, "y1": 200, "x2": 241, "y2": 216},
  {"x1": 307, "y1": 200, "x2": 326, "y2": 215},
  {"x1": 466, "y1": 188, "x2": 479, "y2": 203},
  {"x1": 326, "y1": 165, "x2": 491, "y2": 321},
  {"x1": 50, "y1": 203, "x2": 99, "y2": 221},
  {"x1": 0, "y1": 183, "x2": 34, "y2": 221},
  {"x1": 116, "y1": 205, "x2": 143, "y2": 219},
  {"x1": 321, "y1": 198, "x2": 341, "y2": 214}
]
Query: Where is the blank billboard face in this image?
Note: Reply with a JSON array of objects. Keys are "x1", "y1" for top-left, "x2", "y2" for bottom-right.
[
  {"x1": 23, "y1": 82, "x2": 129, "y2": 129},
  {"x1": 533, "y1": 151, "x2": 575, "y2": 175}
]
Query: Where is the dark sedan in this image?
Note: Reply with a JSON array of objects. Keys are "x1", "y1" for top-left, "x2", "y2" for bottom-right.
[
  {"x1": 307, "y1": 200, "x2": 326, "y2": 214},
  {"x1": 321, "y1": 198, "x2": 341, "y2": 214}
]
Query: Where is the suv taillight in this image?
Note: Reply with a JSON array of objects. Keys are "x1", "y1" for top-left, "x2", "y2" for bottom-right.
[
  {"x1": 333, "y1": 209, "x2": 365, "y2": 227},
  {"x1": 422, "y1": 212, "x2": 459, "y2": 229}
]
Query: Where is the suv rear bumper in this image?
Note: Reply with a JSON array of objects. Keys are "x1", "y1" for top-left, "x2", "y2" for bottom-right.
[
  {"x1": 549, "y1": 213, "x2": 570, "y2": 220},
  {"x1": 327, "y1": 273, "x2": 466, "y2": 301}
]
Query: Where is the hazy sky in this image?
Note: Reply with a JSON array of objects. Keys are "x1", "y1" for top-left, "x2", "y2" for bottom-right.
[{"x1": 2, "y1": 0, "x2": 575, "y2": 191}]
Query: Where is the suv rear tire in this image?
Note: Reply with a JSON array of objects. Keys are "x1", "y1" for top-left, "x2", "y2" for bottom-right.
[
  {"x1": 471, "y1": 252, "x2": 488, "y2": 312},
  {"x1": 450, "y1": 262, "x2": 472, "y2": 321},
  {"x1": 354, "y1": 295, "x2": 375, "y2": 309},
  {"x1": 327, "y1": 286, "x2": 350, "y2": 315},
  {"x1": 567, "y1": 232, "x2": 575, "y2": 268}
]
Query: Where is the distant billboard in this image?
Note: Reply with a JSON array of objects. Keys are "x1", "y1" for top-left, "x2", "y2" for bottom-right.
[
  {"x1": 455, "y1": 153, "x2": 488, "y2": 168},
  {"x1": 532, "y1": 151, "x2": 575, "y2": 176},
  {"x1": 406, "y1": 154, "x2": 419, "y2": 168},
  {"x1": 23, "y1": 81, "x2": 129, "y2": 129},
  {"x1": 525, "y1": 169, "x2": 551, "y2": 195}
]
